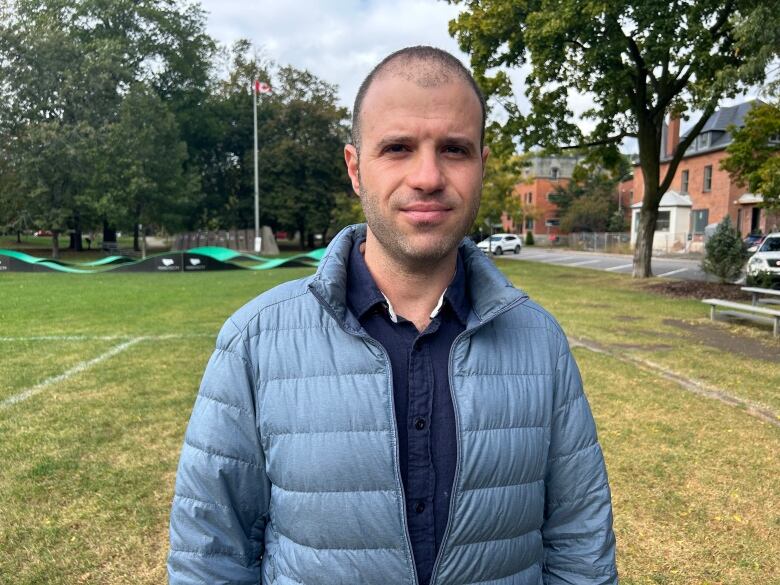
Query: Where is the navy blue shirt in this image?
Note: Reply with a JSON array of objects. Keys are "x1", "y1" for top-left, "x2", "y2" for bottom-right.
[{"x1": 346, "y1": 239, "x2": 469, "y2": 585}]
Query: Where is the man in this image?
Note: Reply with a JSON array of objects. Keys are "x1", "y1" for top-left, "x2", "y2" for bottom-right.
[{"x1": 168, "y1": 46, "x2": 617, "y2": 585}]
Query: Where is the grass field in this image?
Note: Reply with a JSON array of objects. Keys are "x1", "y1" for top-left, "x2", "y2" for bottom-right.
[{"x1": 0, "y1": 260, "x2": 778, "y2": 584}]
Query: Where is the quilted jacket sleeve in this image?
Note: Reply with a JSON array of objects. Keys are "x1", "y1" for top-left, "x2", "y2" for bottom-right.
[
  {"x1": 541, "y1": 332, "x2": 617, "y2": 585},
  {"x1": 168, "y1": 318, "x2": 270, "y2": 585}
]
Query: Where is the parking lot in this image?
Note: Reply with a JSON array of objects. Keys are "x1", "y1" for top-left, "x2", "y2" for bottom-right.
[{"x1": 504, "y1": 248, "x2": 709, "y2": 281}]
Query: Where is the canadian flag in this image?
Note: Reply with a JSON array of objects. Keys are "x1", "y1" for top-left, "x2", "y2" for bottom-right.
[{"x1": 255, "y1": 80, "x2": 272, "y2": 94}]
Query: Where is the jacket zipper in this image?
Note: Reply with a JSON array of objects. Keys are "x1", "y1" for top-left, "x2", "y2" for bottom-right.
[
  {"x1": 428, "y1": 296, "x2": 527, "y2": 585},
  {"x1": 307, "y1": 287, "x2": 419, "y2": 585},
  {"x1": 310, "y1": 283, "x2": 528, "y2": 585}
]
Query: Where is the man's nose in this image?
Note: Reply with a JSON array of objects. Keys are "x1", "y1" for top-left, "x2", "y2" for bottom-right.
[{"x1": 406, "y1": 149, "x2": 445, "y2": 194}]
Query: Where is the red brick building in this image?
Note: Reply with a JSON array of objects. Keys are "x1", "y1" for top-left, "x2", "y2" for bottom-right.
[
  {"x1": 501, "y1": 155, "x2": 583, "y2": 239},
  {"x1": 628, "y1": 100, "x2": 780, "y2": 251}
]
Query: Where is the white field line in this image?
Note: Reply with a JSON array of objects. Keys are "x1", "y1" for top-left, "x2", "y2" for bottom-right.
[
  {"x1": 0, "y1": 338, "x2": 144, "y2": 409},
  {"x1": 657, "y1": 267, "x2": 688, "y2": 278},
  {"x1": 606, "y1": 263, "x2": 633, "y2": 272},
  {"x1": 563, "y1": 259, "x2": 600, "y2": 267},
  {"x1": 0, "y1": 333, "x2": 213, "y2": 342}
]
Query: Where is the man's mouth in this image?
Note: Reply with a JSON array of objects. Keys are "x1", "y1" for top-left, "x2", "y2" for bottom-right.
[{"x1": 399, "y1": 203, "x2": 452, "y2": 223}]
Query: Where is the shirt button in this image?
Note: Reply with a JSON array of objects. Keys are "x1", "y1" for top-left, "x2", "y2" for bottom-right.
[
  {"x1": 415, "y1": 418, "x2": 426, "y2": 430},
  {"x1": 415, "y1": 502, "x2": 425, "y2": 514}
]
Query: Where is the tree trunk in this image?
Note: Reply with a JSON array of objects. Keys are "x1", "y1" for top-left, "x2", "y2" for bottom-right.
[
  {"x1": 632, "y1": 205, "x2": 658, "y2": 277},
  {"x1": 70, "y1": 210, "x2": 83, "y2": 251},
  {"x1": 16, "y1": 231, "x2": 21, "y2": 244},
  {"x1": 133, "y1": 222, "x2": 140, "y2": 252},
  {"x1": 632, "y1": 115, "x2": 664, "y2": 278},
  {"x1": 298, "y1": 221, "x2": 307, "y2": 250},
  {"x1": 51, "y1": 231, "x2": 60, "y2": 260},
  {"x1": 103, "y1": 222, "x2": 117, "y2": 246}
]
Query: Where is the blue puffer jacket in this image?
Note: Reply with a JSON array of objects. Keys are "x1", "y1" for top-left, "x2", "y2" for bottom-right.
[{"x1": 168, "y1": 224, "x2": 617, "y2": 585}]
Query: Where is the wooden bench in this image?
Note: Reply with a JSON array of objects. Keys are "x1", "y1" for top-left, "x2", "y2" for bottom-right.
[
  {"x1": 741, "y1": 286, "x2": 780, "y2": 306},
  {"x1": 702, "y1": 298, "x2": 780, "y2": 337}
]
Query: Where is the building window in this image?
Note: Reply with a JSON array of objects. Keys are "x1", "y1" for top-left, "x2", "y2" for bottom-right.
[
  {"x1": 525, "y1": 218, "x2": 534, "y2": 230},
  {"x1": 696, "y1": 132, "x2": 710, "y2": 150},
  {"x1": 680, "y1": 170, "x2": 689, "y2": 194},
  {"x1": 545, "y1": 218, "x2": 560, "y2": 227},
  {"x1": 691, "y1": 209, "x2": 709, "y2": 234},
  {"x1": 551, "y1": 167, "x2": 559, "y2": 180},
  {"x1": 703, "y1": 165, "x2": 712, "y2": 192},
  {"x1": 525, "y1": 192, "x2": 532, "y2": 204},
  {"x1": 656, "y1": 211, "x2": 671, "y2": 232}
]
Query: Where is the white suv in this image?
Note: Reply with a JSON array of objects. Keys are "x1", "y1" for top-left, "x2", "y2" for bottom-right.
[
  {"x1": 477, "y1": 233, "x2": 522, "y2": 255},
  {"x1": 746, "y1": 232, "x2": 780, "y2": 284}
]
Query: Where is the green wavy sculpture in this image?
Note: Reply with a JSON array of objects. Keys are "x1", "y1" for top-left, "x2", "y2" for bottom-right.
[{"x1": 0, "y1": 247, "x2": 325, "y2": 273}]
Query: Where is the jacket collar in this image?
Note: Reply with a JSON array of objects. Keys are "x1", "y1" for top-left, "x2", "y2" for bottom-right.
[{"x1": 307, "y1": 224, "x2": 527, "y2": 332}]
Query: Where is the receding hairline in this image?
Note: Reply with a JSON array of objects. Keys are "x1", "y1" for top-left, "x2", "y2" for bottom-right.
[{"x1": 351, "y1": 47, "x2": 487, "y2": 149}]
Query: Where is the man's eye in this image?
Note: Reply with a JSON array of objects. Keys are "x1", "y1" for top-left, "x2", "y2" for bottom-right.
[
  {"x1": 444, "y1": 145, "x2": 468, "y2": 155},
  {"x1": 382, "y1": 144, "x2": 408, "y2": 154}
]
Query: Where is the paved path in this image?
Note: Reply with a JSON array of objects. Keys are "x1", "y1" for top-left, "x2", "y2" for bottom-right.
[{"x1": 502, "y1": 248, "x2": 709, "y2": 281}]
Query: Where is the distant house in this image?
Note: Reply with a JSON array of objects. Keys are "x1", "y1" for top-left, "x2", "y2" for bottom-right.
[
  {"x1": 628, "y1": 100, "x2": 780, "y2": 252},
  {"x1": 502, "y1": 155, "x2": 583, "y2": 238}
]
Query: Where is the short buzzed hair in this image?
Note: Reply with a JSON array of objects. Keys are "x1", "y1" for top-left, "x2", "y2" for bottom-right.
[{"x1": 351, "y1": 46, "x2": 487, "y2": 150}]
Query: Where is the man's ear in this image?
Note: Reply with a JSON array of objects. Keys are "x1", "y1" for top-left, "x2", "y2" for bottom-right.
[
  {"x1": 344, "y1": 144, "x2": 361, "y2": 196},
  {"x1": 481, "y1": 146, "x2": 490, "y2": 178}
]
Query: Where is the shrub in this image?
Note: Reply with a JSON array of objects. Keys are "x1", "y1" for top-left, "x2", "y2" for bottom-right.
[
  {"x1": 746, "y1": 270, "x2": 776, "y2": 289},
  {"x1": 701, "y1": 216, "x2": 748, "y2": 283},
  {"x1": 525, "y1": 230, "x2": 535, "y2": 246}
]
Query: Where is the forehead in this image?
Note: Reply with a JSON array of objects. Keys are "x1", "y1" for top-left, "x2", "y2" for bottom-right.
[{"x1": 359, "y1": 69, "x2": 482, "y2": 143}]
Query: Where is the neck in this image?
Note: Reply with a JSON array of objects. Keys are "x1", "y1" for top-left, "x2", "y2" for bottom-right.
[{"x1": 363, "y1": 230, "x2": 458, "y2": 332}]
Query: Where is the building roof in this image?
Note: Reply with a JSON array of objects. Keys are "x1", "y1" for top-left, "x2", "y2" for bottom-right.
[
  {"x1": 660, "y1": 100, "x2": 765, "y2": 161},
  {"x1": 631, "y1": 190, "x2": 692, "y2": 208},
  {"x1": 735, "y1": 193, "x2": 763, "y2": 205}
]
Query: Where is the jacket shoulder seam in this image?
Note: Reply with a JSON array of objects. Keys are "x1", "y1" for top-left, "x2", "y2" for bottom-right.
[
  {"x1": 184, "y1": 439, "x2": 261, "y2": 469},
  {"x1": 169, "y1": 546, "x2": 254, "y2": 560}
]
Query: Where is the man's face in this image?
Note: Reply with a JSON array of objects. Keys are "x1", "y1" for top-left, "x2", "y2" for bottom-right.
[{"x1": 345, "y1": 68, "x2": 488, "y2": 268}]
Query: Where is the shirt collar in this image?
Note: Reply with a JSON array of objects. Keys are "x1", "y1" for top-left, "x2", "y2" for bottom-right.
[{"x1": 346, "y1": 237, "x2": 470, "y2": 325}]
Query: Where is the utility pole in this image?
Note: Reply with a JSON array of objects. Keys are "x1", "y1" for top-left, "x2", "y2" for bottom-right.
[
  {"x1": 253, "y1": 81, "x2": 261, "y2": 253},
  {"x1": 253, "y1": 79, "x2": 272, "y2": 253}
]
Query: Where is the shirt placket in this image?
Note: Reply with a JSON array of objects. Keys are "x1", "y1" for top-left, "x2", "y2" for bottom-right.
[{"x1": 405, "y1": 319, "x2": 441, "y2": 585}]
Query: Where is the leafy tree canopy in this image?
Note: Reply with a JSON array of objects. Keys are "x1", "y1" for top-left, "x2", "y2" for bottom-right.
[
  {"x1": 448, "y1": 0, "x2": 780, "y2": 276},
  {"x1": 721, "y1": 101, "x2": 780, "y2": 211}
]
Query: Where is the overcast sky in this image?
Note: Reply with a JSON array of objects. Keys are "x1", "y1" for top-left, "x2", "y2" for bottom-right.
[
  {"x1": 197, "y1": 0, "x2": 763, "y2": 154},
  {"x1": 199, "y1": 0, "x2": 471, "y2": 109}
]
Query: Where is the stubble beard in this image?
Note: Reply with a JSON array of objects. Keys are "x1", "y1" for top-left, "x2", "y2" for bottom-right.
[{"x1": 358, "y1": 181, "x2": 481, "y2": 271}]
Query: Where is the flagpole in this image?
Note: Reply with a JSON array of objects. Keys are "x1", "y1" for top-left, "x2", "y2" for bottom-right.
[{"x1": 253, "y1": 81, "x2": 261, "y2": 253}]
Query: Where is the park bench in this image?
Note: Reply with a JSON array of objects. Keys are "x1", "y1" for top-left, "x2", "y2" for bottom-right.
[
  {"x1": 741, "y1": 286, "x2": 780, "y2": 306},
  {"x1": 702, "y1": 298, "x2": 780, "y2": 338}
]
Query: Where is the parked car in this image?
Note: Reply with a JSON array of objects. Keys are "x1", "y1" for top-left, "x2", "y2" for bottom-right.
[
  {"x1": 33, "y1": 229, "x2": 52, "y2": 237},
  {"x1": 746, "y1": 232, "x2": 780, "y2": 283},
  {"x1": 743, "y1": 233, "x2": 765, "y2": 252},
  {"x1": 477, "y1": 233, "x2": 522, "y2": 255}
]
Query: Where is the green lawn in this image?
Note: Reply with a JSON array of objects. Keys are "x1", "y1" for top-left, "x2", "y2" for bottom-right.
[{"x1": 0, "y1": 261, "x2": 777, "y2": 584}]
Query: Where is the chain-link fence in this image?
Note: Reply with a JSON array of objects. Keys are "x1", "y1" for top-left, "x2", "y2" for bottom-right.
[{"x1": 560, "y1": 232, "x2": 632, "y2": 253}]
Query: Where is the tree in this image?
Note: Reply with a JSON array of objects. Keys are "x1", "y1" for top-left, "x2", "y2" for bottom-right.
[
  {"x1": 476, "y1": 152, "x2": 527, "y2": 235},
  {"x1": 549, "y1": 165, "x2": 622, "y2": 232},
  {"x1": 701, "y1": 216, "x2": 747, "y2": 283},
  {"x1": 0, "y1": 0, "x2": 214, "y2": 256},
  {"x1": 447, "y1": 0, "x2": 780, "y2": 277},
  {"x1": 86, "y1": 84, "x2": 198, "y2": 250},
  {"x1": 560, "y1": 196, "x2": 611, "y2": 233},
  {"x1": 720, "y1": 101, "x2": 780, "y2": 211},
  {"x1": 259, "y1": 66, "x2": 350, "y2": 248},
  {"x1": 189, "y1": 41, "x2": 349, "y2": 247}
]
